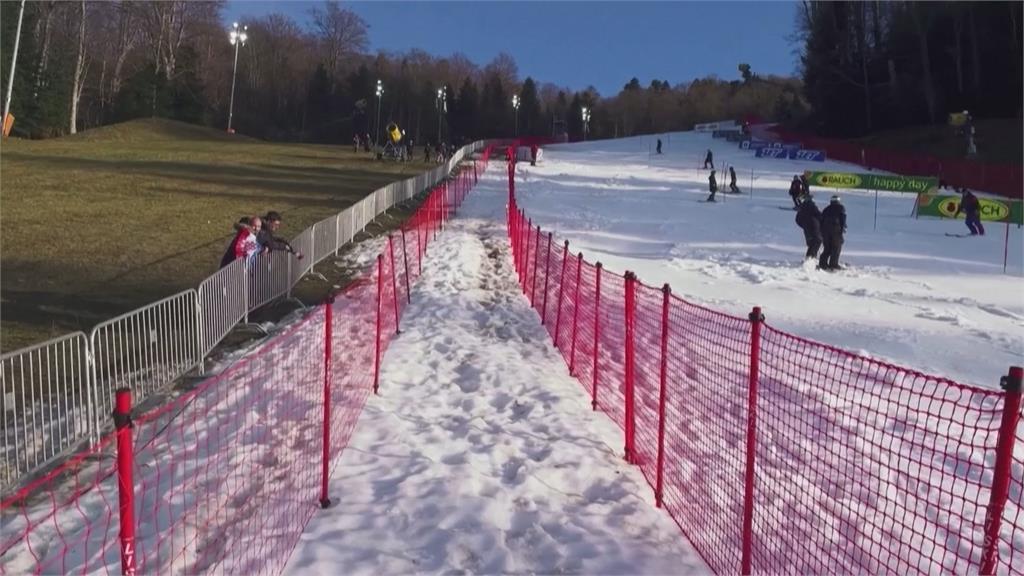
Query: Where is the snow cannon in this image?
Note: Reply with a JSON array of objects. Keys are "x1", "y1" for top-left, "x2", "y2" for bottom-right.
[{"x1": 387, "y1": 123, "x2": 403, "y2": 144}]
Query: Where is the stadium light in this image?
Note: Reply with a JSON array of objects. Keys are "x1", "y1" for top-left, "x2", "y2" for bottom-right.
[
  {"x1": 375, "y1": 80, "x2": 384, "y2": 147},
  {"x1": 436, "y1": 86, "x2": 446, "y2": 143},
  {"x1": 512, "y1": 95, "x2": 520, "y2": 137},
  {"x1": 581, "y1": 106, "x2": 591, "y2": 141},
  {"x1": 227, "y1": 22, "x2": 248, "y2": 133}
]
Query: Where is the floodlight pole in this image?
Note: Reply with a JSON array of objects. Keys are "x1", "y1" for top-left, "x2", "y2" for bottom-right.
[
  {"x1": 227, "y1": 23, "x2": 248, "y2": 133},
  {"x1": 3, "y1": 0, "x2": 27, "y2": 130}
]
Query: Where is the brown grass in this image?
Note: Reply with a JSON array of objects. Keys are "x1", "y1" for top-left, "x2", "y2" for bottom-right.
[{"x1": 1, "y1": 118, "x2": 434, "y2": 352}]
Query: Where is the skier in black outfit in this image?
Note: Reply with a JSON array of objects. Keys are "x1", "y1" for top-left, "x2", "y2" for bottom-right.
[
  {"x1": 728, "y1": 166, "x2": 740, "y2": 193},
  {"x1": 800, "y1": 173, "x2": 810, "y2": 197},
  {"x1": 818, "y1": 196, "x2": 847, "y2": 271},
  {"x1": 788, "y1": 176, "x2": 803, "y2": 209},
  {"x1": 656, "y1": 139, "x2": 663, "y2": 154},
  {"x1": 704, "y1": 149, "x2": 714, "y2": 169},
  {"x1": 955, "y1": 189, "x2": 985, "y2": 235},
  {"x1": 707, "y1": 171, "x2": 718, "y2": 202},
  {"x1": 795, "y1": 195, "x2": 822, "y2": 260}
]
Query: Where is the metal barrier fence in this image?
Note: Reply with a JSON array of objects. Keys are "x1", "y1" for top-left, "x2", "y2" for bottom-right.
[
  {"x1": 0, "y1": 151, "x2": 494, "y2": 575},
  {"x1": 0, "y1": 332, "x2": 91, "y2": 489},
  {"x1": 1, "y1": 141, "x2": 488, "y2": 493},
  {"x1": 197, "y1": 257, "x2": 247, "y2": 359},
  {"x1": 505, "y1": 147, "x2": 1023, "y2": 575},
  {"x1": 88, "y1": 289, "x2": 201, "y2": 428}
]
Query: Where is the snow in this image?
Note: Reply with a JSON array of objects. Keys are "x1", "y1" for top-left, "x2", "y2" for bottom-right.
[
  {"x1": 284, "y1": 164, "x2": 707, "y2": 575},
  {"x1": 514, "y1": 132, "x2": 1023, "y2": 389}
]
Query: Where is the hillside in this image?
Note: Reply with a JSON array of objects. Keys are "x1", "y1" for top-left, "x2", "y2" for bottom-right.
[{"x1": 0, "y1": 118, "x2": 432, "y2": 352}]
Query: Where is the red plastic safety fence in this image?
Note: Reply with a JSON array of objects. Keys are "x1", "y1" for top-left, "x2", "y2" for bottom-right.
[
  {"x1": 505, "y1": 149, "x2": 1024, "y2": 575},
  {"x1": 766, "y1": 126, "x2": 1023, "y2": 200},
  {"x1": 0, "y1": 148, "x2": 494, "y2": 576}
]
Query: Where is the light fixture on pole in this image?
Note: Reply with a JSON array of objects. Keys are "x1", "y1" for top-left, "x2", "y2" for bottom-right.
[
  {"x1": 581, "y1": 106, "x2": 591, "y2": 141},
  {"x1": 512, "y1": 95, "x2": 520, "y2": 137},
  {"x1": 227, "y1": 22, "x2": 248, "y2": 134},
  {"x1": 436, "y1": 86, "x2": 446, "y2": 143},
  {"x1": 375, "y1": 79, "x2": 384, "y2": 148}
]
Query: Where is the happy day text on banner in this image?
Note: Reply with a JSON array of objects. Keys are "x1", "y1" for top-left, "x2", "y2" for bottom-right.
[{"x1": 803, "y1": 170, "x2": 938, "y2": 194}]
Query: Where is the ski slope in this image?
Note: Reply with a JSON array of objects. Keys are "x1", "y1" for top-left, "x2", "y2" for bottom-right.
[
  {"x1": 514, "y1": 132, "x2": 1023, "y2": 389},
  {"x1": 284, "y1": 168, "x2": 706, "y2": 575}
]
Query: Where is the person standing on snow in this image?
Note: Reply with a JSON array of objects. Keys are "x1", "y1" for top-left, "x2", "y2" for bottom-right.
[
  {"x1": 795, "y1": 195, "x2": 822, "y2": 260},
  {"x1": 729, "y1": 166, "x2": 740, "y2": 193},
  {"x1": 818, "y1": 196, "x2": 847, "y2": 271},
  {"x1": 788, "y1": 175, "x2": 803, "y2": 209},
  {"x1": 704, "y1": 148, "x2": 714, "y2": 169},
  {"x1": 707, "y1": 170, "x2": 718, "y2": 202},
  {"x1": 656, "y1": 139, "x2": 663, "y2": 154},
  {"x1": 955, "y1": 189, "x2": 985, "y2": 235}
]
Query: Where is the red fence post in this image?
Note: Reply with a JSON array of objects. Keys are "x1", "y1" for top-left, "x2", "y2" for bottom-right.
[
  {"x1": 373, "y1": 254, "x2": 383, "y2": 395},
  {"x1": 400, "y1": 229, "x2": 412, "y2": 303},
  {"x1": 980, "y1": 365, "x2": 1023, "y2": 575},
  {"x1": 530, "y1": 225, "x2": 541, "y2": 306},
  {"x1": 741, "y1": 306, "x2": 765, "y2": 576},
  {"x1": 568, "y1": 253, "x2": 583, "y2": 375},
  {"x1": 591, "y1": 262, "x2": 603, "y2": 411},
  {"x1": 114, "y1": 388, "x2": 137, "y2": 576},
  {"x1": 416, "y1": 214, "x2": 424, "y2": 275},
  {"x1": 320, "y1": 297, "x2": 334, "y2": 508},
  {"x1": 388, "y1": 234, "x2": 401, "y2": 334},
  {"x1": 541, "y1": 232, "x2": 553, "y2": 324},
  {"x1": 523, "y1": 218, "x2": 532, "y2": 293},
  {"x1": 655, "y1": 284, "x2": 671, "y2": 508},
  {"x1": 554, "y1": 240, "x2": 570, "y2": 345},
  {"x1": 623, "y1": 271, "x2": 637, "y2": 463}
]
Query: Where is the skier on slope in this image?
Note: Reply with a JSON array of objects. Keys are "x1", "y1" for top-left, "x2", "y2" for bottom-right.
[
  {"x1": 707, "y1": 170, "x2": 718, "y2": 202},
  {"x1": 795, "y1": 194, "x2": 822, "y2": 260},
  {"x1": 729, "y1": 166, "x2": 740, "y2": 193},
  {"x1": 954, "y1": 189, "x2": 985, "y2": 236},
  {"x1": 788, "y1": 175, "x2": 803, "y2": 209},
  {"x1": 818, "y1": 196, "x2": 847, "y2": 271},
  {"x1": 656, "y1": 139, "x2": 663, "y2": 154},
  {"x1": 704, "y1": 149, "x2": 714, "y2": 169}
]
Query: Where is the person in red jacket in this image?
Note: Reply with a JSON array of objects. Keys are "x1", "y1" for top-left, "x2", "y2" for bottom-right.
[{"x1": 219, "y1": 216, "x2": 262, "y2": 268}]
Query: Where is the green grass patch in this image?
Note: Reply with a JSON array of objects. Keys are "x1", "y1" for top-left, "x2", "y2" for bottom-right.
[{"x1": 1, "y1": 118, "x2": 435, "y2": 352}]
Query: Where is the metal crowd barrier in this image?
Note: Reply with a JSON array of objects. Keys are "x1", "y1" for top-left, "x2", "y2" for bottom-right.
[{"x1": 1, "y1": 141, "x2": 488, "y2": 492}]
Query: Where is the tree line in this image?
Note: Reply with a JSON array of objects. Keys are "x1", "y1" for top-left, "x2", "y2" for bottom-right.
[
  {"x1": 0, "y1": 1, "x2": 811, "y2": 145},
  {"x1": 796, "y1": 1, "x2": 1023, "y2": 137}
]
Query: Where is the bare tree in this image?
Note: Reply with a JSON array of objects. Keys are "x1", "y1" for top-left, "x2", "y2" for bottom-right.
[
  {"x1": 69, "y1": 0, "x2": 88, "y2": 134},
  {"x1": 310, "y1": 1, "x2": 368, "y2": 79}
]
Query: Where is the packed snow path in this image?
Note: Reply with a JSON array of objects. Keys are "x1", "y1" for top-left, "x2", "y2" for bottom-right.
[{"x1": 284, "y1": 166, "x2": 706, "y2": 574}]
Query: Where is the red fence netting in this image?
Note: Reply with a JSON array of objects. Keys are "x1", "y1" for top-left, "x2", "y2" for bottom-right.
[
  {"x1": 0, "y1": 148, "x2": 493, "y2": 576},
  {"x1": 763, "y1": 126, "x2": 1023, "y2": 200},
  {"x1": 505, "y1": 145, "x2": 1023, "y2": 576}
]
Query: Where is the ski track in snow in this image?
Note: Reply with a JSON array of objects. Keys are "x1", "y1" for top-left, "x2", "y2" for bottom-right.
[
  {"x1": 516, "y1": 133, "x2": 1024, "y2": 389},
  {"x1": 284, "y1": 167, "x2": 707, "y2": 575}
]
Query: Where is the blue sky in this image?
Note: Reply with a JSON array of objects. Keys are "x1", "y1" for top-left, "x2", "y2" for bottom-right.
[{"x1": 223, "y1": 1, "x2": 801, "y2": 96}]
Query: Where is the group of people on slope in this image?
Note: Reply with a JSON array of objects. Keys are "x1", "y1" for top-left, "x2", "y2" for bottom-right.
[
  {"x1": 219, "y1": 211, "x2": 304, "y2": 269},
  {"x1": 706, "y1": 166, "x2": 740, "y2": 202},
  {"x1": 795, "y1": 194, "x2": 847, "y2": 271}
]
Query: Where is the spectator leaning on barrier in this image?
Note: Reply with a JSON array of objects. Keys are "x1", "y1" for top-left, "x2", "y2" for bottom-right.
[
  {"x1": 220, "y1": 216, "x2": 262, "y2": 268},
  {"x1": 258, "y1": 211, "x2": 304, "y2": 259}
]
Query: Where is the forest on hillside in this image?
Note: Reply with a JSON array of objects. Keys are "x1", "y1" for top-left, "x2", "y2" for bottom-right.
[{"x1": 0, "y1": 1, "x2": 1019, "y2": 144}]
